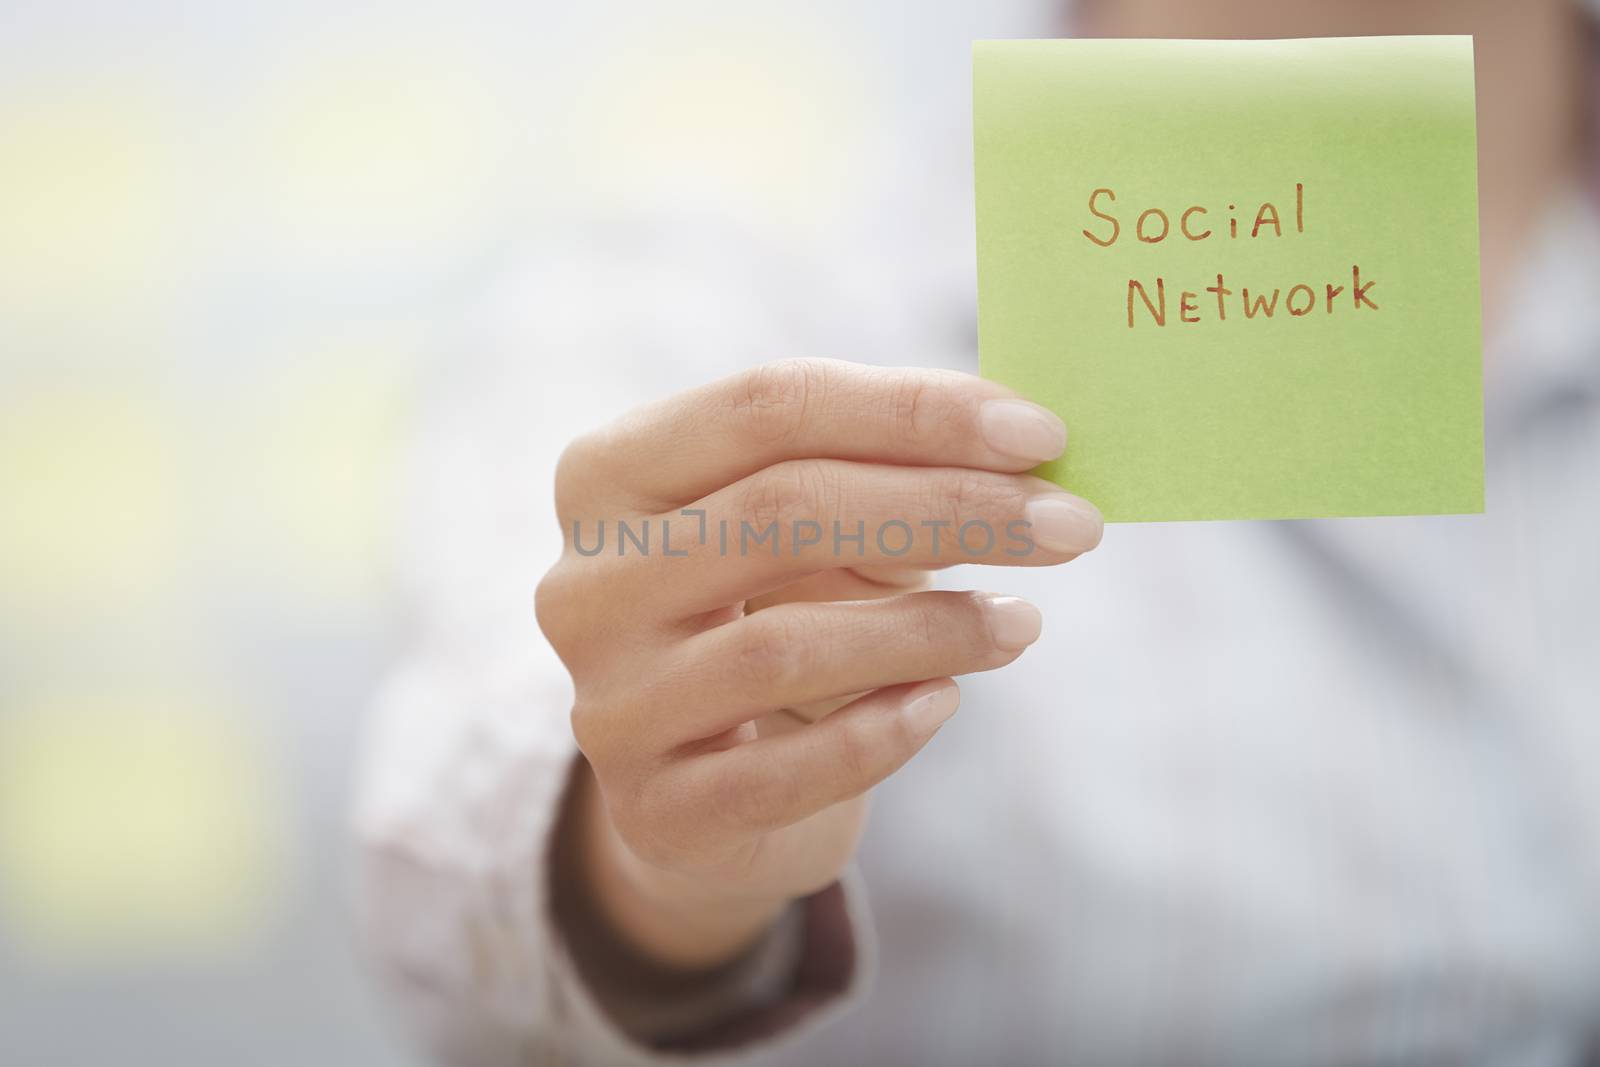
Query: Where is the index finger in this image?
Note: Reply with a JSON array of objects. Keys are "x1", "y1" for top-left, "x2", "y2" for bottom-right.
[{"x1": 556, "y1": 358, "x2": 1067, "y2": 516}]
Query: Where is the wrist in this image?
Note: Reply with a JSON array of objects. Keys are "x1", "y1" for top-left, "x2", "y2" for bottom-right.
[{"x1": 571, "y1": 760, "x2": 789, "y2": 971}]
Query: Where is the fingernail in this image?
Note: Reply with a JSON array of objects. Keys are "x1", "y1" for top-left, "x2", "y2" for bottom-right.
[
  {"x1": 902, "y1": 681, "x2": 960, "y2": 732},
  {"x1": 850, "y1": 564, "x2": 933, "y2": 588},
  {"x1": 980, "y1": 399, "x2": 1067, "y2": 462},
  {"x1": 984, "y1": 595, "x2": 1042, "y2": 650},
  {"x1": 1024, "y1": 495, "x2": 1104, "y2": 554}
]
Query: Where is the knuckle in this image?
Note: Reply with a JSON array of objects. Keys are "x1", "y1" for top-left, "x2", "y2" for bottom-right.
[
  {"x1": 608, "y1": 787, "x2": 669, "y2": 863},
  {"x1": 891, "y1": 592, "x2": 980, "y2": 660},
  {"x1": 553, "y1": 432, "x2": 604, "y2": 519},
  {"x1": 911, "y1": 596, "x2": 949, "y2": 649},
  {"x1": 889, "y1": 371, "x2": 939, "y2": 445},
  {"x1": 730, "y1": 612, "x2": 813, "y2": 695},
  {"x1": 619, "y1": 827, "x2": 676, "y2": 870},
  {"x1": 534, "y1": 563, "x2": 576, "y2": 650},
  {"x1": 700, "y1": 765, "x2": 751, "y2": 823},
  {"x1": 950, "y1": 591, "x2": 1002, "y2": 655},
  {"x1": 832, "y1": 717, "x2": 887, "y2": 790},
  {"x1": 749, "y1": 769, "x2": 805, "y2": 829},
  {"x1": 731, "y1": 359, "x2": 828, "y2": 445},
  {"x1": 568, "y1": 700, "x2": 608, "y2": 759},
  {"x1": 929, "y1": 470, "x2": 1002, "y2": 530},
  {"x1": 570, "y1": 698, "x2": 647, "y2": 779},
  {"x1": 625, "y1": 773, "x2": 713, "y2": 865},
  {"x1": 712, "y1": 759, "x2": 799, "y2": 833},
  {"x1": 741, "y1": 460, "x2": 827, "y2": 534},
  {"x1": 879, "y1": 703, "x2": 924, "y2": 764}
]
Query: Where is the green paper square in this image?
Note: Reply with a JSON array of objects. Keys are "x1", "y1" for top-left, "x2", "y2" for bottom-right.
[{"x1": 974, "y1": 36, "x2": 1484, "y2": 521}]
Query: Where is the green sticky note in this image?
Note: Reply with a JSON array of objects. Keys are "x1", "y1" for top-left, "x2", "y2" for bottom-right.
[{"x1": 974, "y1": 36, "x2": 1483, "y2": 521}]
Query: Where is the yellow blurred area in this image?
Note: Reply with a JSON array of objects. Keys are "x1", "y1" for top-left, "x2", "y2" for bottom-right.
[
  {"x1": 562, "y1": 15, "x2": 875, "y2": 233},
  {"x1": 253, "y1": 33, "x2": 514, "y2": 266},
  {"x1": 246, "y1": 329, "x2": 419, "y2": 599},
  {"x1": 0, "y1": 79, "x2": 182, "y2": 340},
  {"x1": 0, "y1": 684, "x2": 289, "y2": 965},
  {"x1": 0, "y1": 383, "x2": 185, "y2": 617}
]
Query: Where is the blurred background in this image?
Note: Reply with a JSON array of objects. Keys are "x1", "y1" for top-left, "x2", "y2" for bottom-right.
[{"x1": 0, "y1": 1, "x2": 1050, "y2": 1062}]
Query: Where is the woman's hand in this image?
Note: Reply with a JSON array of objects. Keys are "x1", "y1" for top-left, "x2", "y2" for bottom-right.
[{"x1": 536, "y1": 359, "x2": 1102, "y2": 971}]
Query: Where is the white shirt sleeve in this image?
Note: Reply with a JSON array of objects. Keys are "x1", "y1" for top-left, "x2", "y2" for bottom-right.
[{"x1": 349, "y1": 220, "x2": 878, "y2": 1065}]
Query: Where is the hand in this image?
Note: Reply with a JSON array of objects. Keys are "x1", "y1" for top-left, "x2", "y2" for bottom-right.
[{"x1": 536, "y1": 359, "x2": 1102, "y2": 970}]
